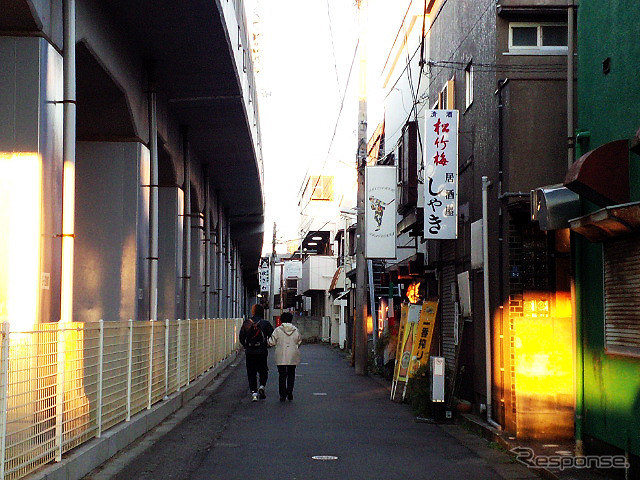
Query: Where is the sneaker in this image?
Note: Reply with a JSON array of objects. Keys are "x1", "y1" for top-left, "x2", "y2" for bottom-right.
[
  {"x1": 279, "y1": 396, "x2": 286, "y2": 402},
  {"x1": 251, "y1": 392, "x2": 259, "y2": 402},
  {"x1": 287, "y1": 393, "x2": 293, "y2": 401},
  {"x1": 258, "y1": 386, "x2": 266, "y2": 399}
]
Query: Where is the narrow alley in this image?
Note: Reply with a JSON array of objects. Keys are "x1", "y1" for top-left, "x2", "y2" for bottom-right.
[{"x1": 84, "y1": 345, "x2": 539, "y2": 480}]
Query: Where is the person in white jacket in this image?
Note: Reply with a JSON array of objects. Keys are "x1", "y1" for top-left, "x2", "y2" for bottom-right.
[{"x1": 267, "y1": 311, "x2": 302, "y2": 401}]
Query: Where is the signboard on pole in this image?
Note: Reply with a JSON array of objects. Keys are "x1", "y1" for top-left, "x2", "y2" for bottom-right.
[
  {"x1": 365, "y1": 166, "x2": 396, "y2": 259},
  {"x1": 259, "y1": 257, "x2": 270, "y2": 293},
  {"x1": 424, "y1": 110, "x2": 459, "y2": 239}
]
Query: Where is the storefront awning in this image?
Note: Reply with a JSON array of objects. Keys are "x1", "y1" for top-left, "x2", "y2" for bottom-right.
[
  {"x1": 329, "y1": 266, "x2": 344, "y2": 291},
  {"x1": 569, "y1": 201, "x2": 640, "y2": 242},
  {"x1": 564, "y1": 140, "x2": 629, "y2": 206}
]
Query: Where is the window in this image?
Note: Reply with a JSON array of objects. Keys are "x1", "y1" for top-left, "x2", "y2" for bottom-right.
[
  {"x1": 604, "y1": 233, "x2": 640, "y2": 357},
  {"x1": 509, "y1": 22, "x2": 568, "y2": 53},
  {"x1": 398, "y1": 121, "x2": 417, "y2": 213},
  {"x1": 308, "y1": 176, "x2": 334, "y2": 201},
  {"x1": 436, "y1": 77, "x2": 455, "y2": 109},
  {"x1": 465, "y1": 62, "x2": 473, "y2": 110}
]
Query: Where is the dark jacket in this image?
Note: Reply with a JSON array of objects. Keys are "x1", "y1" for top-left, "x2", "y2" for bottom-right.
[{"x1": 239, "y1": 316, "x2": 274, "y2": 355}]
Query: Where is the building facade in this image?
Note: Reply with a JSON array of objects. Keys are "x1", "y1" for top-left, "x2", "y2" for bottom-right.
[
  {"x1": 372, "y1": 0, "x2": 575, "y2": 440},
  {"x1": 564, "y1": 0, "x2": 640, "y2": 469}
]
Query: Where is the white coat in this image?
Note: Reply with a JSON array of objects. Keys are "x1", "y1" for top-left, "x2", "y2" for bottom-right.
[{"x1": 267, "y1": 322, "x2": 302, "y2": 365}]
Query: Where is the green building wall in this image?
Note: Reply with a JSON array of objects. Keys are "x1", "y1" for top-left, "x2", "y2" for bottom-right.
[{"x1": 577, "y1": 0, "x2": 640, "y2": 457}]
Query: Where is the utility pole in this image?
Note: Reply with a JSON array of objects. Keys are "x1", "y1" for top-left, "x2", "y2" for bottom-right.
[
  {"x1": 354, "y1": 0, "x2": 368, "y2": 375},
  {"x1": 268, "y1": 222, "x2": 277, "y2": 324}
]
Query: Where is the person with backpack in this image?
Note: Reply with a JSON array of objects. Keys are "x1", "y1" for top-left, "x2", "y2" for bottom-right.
[
  {"x1": 239, "y1": 304, "x2": 274, "y2": 401},
  {"x1": 267, "y1": 311, "x2": 302, "y2": 402}
]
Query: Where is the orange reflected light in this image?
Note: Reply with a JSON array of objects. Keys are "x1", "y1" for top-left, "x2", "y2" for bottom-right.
[
  {"x1": 506, "y1": 291, "x2": 575, "y2": 439},
  {"x1": 377, "y1": 299, "x2": 387, "y2": 334},
  {"x1": 366, "y1": 315, "x2": 373, "y2": 334},
  {"x1": 0, "y1": 153, "x2": 42, "y2": 331},
  {"x1": 61, "y1": 161, "x2": 76, "y2": 323}
]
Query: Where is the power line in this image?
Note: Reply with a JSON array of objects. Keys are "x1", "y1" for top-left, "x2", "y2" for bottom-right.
[
  {"x1": 326, "y1": 0, "x2": 342, "y2": 102},
  {"x1": 299, "y1": 39, "x2": 360, "y2": 214}
]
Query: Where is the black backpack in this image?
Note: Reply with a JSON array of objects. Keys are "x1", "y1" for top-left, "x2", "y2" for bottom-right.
[{"x1": 245, "y1": 319, "x2": 265, "y2": 349}]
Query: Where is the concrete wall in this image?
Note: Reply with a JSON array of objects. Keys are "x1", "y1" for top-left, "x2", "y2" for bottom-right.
[
  {"x1": 0, "y1": 37, "x2": 64, "y2": 324},
  {"x1": 158, "y1": 187, "x2": 181, "y2": 321},
  {"x1": 292, "y1": 315, "x2": 324, "y2": 343},
  {"x1": 74, "y1": 142, "x2": 149, "y2": 322}
]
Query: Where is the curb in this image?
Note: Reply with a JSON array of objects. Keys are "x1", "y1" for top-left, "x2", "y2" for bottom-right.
[
  {"x1": 456, "y1": 413, "x2": 562, "y2": 480},
  {"x1": 30, "y1": 351, "x2": 240, "y2": 480}
]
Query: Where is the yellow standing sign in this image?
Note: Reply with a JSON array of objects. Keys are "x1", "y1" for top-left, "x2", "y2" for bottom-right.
[
  {"x1": 408, "y1": 301, "x2": 438, "y2": 378},
  {"x1": 391, "y1": 303, "x2": 421, "y2": 401}
]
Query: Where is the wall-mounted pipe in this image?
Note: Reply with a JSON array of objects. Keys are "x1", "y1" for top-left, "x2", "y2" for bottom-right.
[
  {"x1": 482, "y1": 176, "x2": 501, "y2": 431},
  {"x1": 204, "y1": 168, "x2": 211, "y2": 318},
  {"x1": 148, "y1": 68, "x2": 159, "y2": 322},
  {"x1": 182, "y1": 129, "x2": 191, "y2": 321},
  {"x1": 567, "y1": 0, "x2": 575, "y2": 168},
  {"x1": 217, "y1": 203, "x2": 224, "y2": 317},
  {"x1": 226, "y1": 217, "x2": 232, "y2": 317},
  {"x1": 60, "y1": 0, "x2": 76, "y2": 323}
]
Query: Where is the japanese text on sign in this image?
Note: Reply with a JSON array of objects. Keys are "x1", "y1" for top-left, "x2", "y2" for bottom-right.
[{"x1": 424, "y1": 110, "x2": 458, "y2": 239}]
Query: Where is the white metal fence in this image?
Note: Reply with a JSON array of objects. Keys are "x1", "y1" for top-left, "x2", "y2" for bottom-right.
[{"x1": 0, "y1": 318, "x2": 242, "y2": 480}]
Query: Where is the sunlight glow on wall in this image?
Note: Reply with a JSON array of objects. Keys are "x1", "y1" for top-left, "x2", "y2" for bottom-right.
[
  {"x1": 61, "y1": 161, "x2": 76, "y2": 323},
  {"x1": 0, "y1": 153, "x2": 42, "y2": 330},
  {"x1": 510, "y1": 291, "x2": 575, "y2": 440}
]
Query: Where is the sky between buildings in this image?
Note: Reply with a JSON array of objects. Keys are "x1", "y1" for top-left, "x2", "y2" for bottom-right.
[{"x1": 247, "y1": 0, "x2": 415, "y2": 256}]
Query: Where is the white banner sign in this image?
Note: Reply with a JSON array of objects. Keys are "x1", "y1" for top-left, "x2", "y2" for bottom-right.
[
  {"x1": 284, "y1": 260, "x2": 302, "y2": 279},
  {"x1": 259, "y1": 257, "x2": 270, "y2": 292},
  {"x1": 424, "y1": 110, "x2": 459, "y2": 239},
  {"x1": 365, "y1": 166, "x2": 397, "y2": 259}
]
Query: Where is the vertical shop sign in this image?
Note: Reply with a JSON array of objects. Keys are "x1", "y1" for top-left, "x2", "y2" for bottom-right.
[
  {"x1": 365, "y1": 166, "x2": 396, "y2": 258},
  {"x1": 408, "y1": 301, "x2": 438, "y2": 377},
  {"x1": 424, "y1": 110, "x2": 458, "y2": 239},
  {"x1": 259, "y1": 257, "x2": 270, "y2": 293}
]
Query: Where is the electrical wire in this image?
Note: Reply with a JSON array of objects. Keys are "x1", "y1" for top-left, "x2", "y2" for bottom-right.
[
  {"x1": 326, "y1": 0, "x2": 342, "y2": 102},
  {"x1": 299, "y1": 39, "x2": 360, "y2": 214}
]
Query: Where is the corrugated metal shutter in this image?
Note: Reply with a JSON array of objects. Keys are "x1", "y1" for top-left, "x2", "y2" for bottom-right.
[
  {"x1": 441, "y1": 241, "x2": 456, "y2": 369},
  {"x1": 604, "y1": 233, "x2": 640, "y2": 356}
]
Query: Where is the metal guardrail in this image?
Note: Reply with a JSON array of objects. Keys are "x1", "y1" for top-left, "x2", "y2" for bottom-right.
[{"x1": 0, "y1": 318, "x2": 242, "y2": 480}]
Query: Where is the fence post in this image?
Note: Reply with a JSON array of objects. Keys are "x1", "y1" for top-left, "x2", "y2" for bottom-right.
[
  {"x1": 147, "y1": 320, "x2": 154, "y2": 410},
  {"x1": 97, "y1": 320, "x2": 104, "y2": 438},
  {"x1": 186, "y1": 320, "x2": 191, "y2": 386},
  {"x1": 55, "y1": 322, "x2": 66, "y2": 462},
  {"x1": 0, "y1": 323, "x2": 11, "y2": 479},
  {"x1": 126, "y1": 319, "x2": 133, "y2": 421},
  {"x1": 164, "y1": 319, "x2": 169, "y2": 399},
  {"x1": 224, "y1": 320, "x2": 228, "y2": 359},
  {"x1": 208, "y1": 320, "x2": 212, "y2": 370},
  {"x1": 176, "y1": 320, "x2": 182, "y2": 391}
]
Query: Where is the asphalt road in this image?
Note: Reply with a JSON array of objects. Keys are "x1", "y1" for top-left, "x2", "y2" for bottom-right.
[{"x1": 85, "y1": 344, "x2": 533, "y2": 480}]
